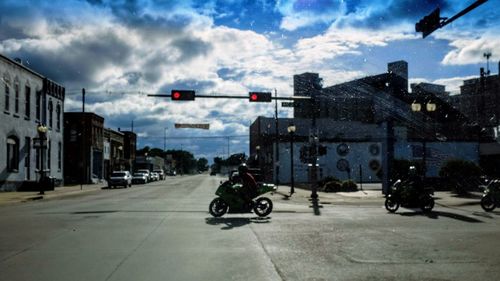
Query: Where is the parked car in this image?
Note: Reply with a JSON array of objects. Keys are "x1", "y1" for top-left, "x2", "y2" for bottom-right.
[
  {"x1": 136, "y1": 169, "x2": 151, "y2": 182},
  {"x1": 167, "y1": 170, "x2": 176, "y2": 176},
  {"x1": 151, "y1": 172, "x2": 159, "y2": 181},
  {"x1": 153, "y1": 169, "x2": 165, "y2": 180},
  {"x1": 108, "y1": 171, "x2": 132, "y2": 188},
  {"x1": 132, "y1": 172, "x2": 148, "y2": 184}
]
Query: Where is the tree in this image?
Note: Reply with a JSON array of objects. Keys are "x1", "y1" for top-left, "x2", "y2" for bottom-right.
[
  {"x1": 166, "y1": 149, "x2": 197, "y2": 174},
  {"x1": 197, "y1": 158, "x2": 208, "y2": 172}
]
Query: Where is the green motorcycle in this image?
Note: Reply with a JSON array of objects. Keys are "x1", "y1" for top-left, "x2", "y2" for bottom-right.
[{"x1": 209, "y1": 180, "x2": 277, "y2": 217}]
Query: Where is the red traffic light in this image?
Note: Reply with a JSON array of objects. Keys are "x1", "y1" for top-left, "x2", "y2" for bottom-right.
[
  {"x1": 171, "y1": 90, "x2": 195, "y2": 101},
  {"x1": 248, "y1": 92, "x2": 272, "y2": 102}
]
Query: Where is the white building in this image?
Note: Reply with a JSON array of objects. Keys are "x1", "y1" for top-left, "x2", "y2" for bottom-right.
[{"x1": 0, "y1": 54, "x2": 65, "y2": 191}]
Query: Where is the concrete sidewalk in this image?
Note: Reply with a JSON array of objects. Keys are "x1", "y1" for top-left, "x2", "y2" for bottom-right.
[
  {"x1": 271, "y1": 184, "x2": 484, "y2": 208},
  {"x1": 0, "y1": 183, "x2": 106, "y2": 206}
]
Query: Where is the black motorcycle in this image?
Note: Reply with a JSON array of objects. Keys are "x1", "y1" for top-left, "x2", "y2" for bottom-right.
[
  {"x1": 480, "y1": 180, "x2": 500, "y2": 212},
  {"x1": 385, "y1": 179, "x2": 435, "y2": 213}
]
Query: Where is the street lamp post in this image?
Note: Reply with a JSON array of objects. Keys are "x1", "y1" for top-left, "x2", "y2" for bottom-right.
[
  {"x1": 37, "y1": 124, "x2": 48, "y2": 195},
  {"x1": 287, "y1": 124, "x2": 296, "y2": 195},
  {"x1": 411, "y1": 100, "x2": 436, "y2": 178}
]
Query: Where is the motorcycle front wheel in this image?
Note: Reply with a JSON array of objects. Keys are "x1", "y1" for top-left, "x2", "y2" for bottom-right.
[
  {"x1": 209, "y1": 198, "x2": 228, "y2": 217},
  {"x1": 253, "y1": 197, "x2": 273, "y2": 217},
  {"x1": 481, "y1": 195, "x2": 496, "y2": 212},
  {"x1": 420, "y1": 195, "x2": 435, "y2": 213},
  {"x1": 384, "y1": 197, "x2": 400, "y2": 213}
]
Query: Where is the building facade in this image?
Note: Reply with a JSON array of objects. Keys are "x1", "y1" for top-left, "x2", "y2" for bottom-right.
[
  {"x1": 103, "y1": 128, "x2": 125, "y2": 178},
  {"x1": 251, "y1": 60, "x2": 484, "y2": 184},
  {"x1": 64, "y1": 112, "x2": 104, "y2": 184},
  {"x1": 1, "y1": 54, "x2": 65, "y2": 191}
]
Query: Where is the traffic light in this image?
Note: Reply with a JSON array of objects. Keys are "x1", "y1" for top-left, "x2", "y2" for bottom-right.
[
  {"x1": 171, "y1": 90, "x2": 195, "y2": 101},
  {"x1": 249, "y1": 92, "x2": 272, "y2": 102},
  {"x1": 415, "y1": 8, "x2": 442, "y2": 38}
]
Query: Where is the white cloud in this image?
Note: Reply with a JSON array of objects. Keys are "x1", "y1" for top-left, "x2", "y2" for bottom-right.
[{"x1": 440, "y1": 32, "x2": 500, "y2": 66}]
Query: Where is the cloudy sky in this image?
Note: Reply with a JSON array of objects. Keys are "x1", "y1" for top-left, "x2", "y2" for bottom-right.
[{"x1": 1, "y1": 0, "x2": 499, "y2": 162}]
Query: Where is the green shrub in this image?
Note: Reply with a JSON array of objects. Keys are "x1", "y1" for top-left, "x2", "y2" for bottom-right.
[
  {"x1": 323, "y1": 181, "x2": 342, "y2": 192},
  {"x1": 318, "y1": 176, "x2": 340, "y2": 189},
  {"x1": 341, "y1": 180, "x2": 358, "y2": 192}
]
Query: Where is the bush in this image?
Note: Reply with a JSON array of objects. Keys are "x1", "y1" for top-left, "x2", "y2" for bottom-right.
[
  {"x1": 439, "y1": 159, "x2": 482, "y2": 194},
  {"x1": 323, "y1": 180, "x2": 342, "y2": 192},
  {"x1": 341, "y1": 180, "x2": 358, "y2": 192},
  {"x1": 318, "y1": 176, "x2": 340, "y2": 189},
  {"x1": 322, "y1": 179, "x2": 358, "y2": 192}
]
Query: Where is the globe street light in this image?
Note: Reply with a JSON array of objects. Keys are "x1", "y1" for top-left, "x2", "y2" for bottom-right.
[
  {"x1": 287, "y1": 124, "x2": 296, "y2": 195},
  {"x1": 37, "y1": 124, "x2": 48, "y2": 195}
]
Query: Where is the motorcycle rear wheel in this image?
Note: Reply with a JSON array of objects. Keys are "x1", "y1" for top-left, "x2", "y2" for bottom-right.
[
  {"x1": 253, "y1": 197, "x2": 273, "y2": 217},
  {"x1": 481, "y1": 195, "x2": 496, "y2": 212},
  {"x1": 420, "y1": 195, "x2": 435, "y2": 213},
  {"x1": 209, "y1": 198, "x2": 228, "y2": 217},
  {"x1": 384, "y1": 197, "x2": 399, "y2": 213}
]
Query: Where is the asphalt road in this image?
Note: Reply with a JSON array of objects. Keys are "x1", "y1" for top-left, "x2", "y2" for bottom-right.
[{"x1": 1, "y1": 174, "x2": 499, "y2": 281}]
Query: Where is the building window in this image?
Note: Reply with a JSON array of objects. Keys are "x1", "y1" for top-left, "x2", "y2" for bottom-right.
[
  {"x1": 58, "y1": 142, "x2": 62, "y2": 171},
  {"x1": 36, "y1": 91, "x2": 41, "y2": 121},
  {"x1": 48, "y1": 99, "x2": 53, "y2": 128},
  {"x1": 25, "y1": 85, "x2": 31, "y2": 119},
  {"x1": 56, "y1": 103, "x2": 61, "y2": 130},
  {"x1": 4, "y1": 80, "x2": 10, "y2": 112},
  {"x1": 25, "y1": 137, "x2": 31, "y2": 180},
  {"x1": 14, "y1": 81, "x2": 19, "y2": 114},
  {"x1": 48, "y1": 140, "x2": 51, "y2": 171},
  {"x1": 7, "y1": 136, "x2": 19, "y2": 172}
]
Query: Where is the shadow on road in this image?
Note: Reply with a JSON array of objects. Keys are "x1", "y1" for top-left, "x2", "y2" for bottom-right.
[
  {"x1": 309, "y1": 198, "x2": 322, "y2": 216},
  {"x1": 205, "y1": 217, "x2": 271, "y2": 230},
  {"x1": 398, "y1": 210, "x2": 483, "y2": 223}
]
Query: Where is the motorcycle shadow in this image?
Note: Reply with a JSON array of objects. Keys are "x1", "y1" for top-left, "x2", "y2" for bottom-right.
[
  {"x1": 205, "y1": 216, "x2": 271, "y2": 230},
  {"x1": 397, "y1": 210, "x2": 483, "y2": 223}
]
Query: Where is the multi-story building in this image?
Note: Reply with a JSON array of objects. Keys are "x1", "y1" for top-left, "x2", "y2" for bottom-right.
[
  {"x1": 0, "y1": 54, "x2": 65, "y2": 191},
  {"x1": 103, "y1": 128, "x2": 125, "y2": 178},
  {"x1": 122, "y1": 130, "x2": 137, "y2": 172},
  {"x1": 251, "y1": 61, "x2": 482, "y2": 183},
  {"x1": 449, "y1": 64, "x2": 500, "y2": 130},
  {"x1": 64, "y1": 112, "x2": 104, "y2": 184},
  {"x1": 102, "y1": 128, "x2": 136, "y2": 178}
]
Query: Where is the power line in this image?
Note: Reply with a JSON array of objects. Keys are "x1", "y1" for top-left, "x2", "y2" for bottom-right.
[{"x1": 138, "y1": 135, "x2": 248, "y2": 139}]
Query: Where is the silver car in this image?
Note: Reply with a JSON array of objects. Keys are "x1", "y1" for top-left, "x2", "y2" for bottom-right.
[
  {"x1": 132, "y1": 172, "x2": 148, "y2": 184},
  {"x1": 108, "y1": 171, "x2": 132, "y2": 188}
]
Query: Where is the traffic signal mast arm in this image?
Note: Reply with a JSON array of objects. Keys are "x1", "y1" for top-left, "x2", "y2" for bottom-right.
[
  {"x1": 147, "y1": 93, "x2": 311, "y2": 101},
  {"x1": 416, "y1": 0, "x2": 487, "y2": 38}
]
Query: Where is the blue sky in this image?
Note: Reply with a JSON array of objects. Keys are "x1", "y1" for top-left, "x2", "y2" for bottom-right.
[{"x1": 1, "y1": 0, "x2": 499, "y2": 162}]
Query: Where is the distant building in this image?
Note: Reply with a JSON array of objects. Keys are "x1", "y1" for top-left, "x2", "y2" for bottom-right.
[
  {"x1": 122, "y1": 130, "x2": 137, "y2": 172},
  {"x1": 251, "y1": 60, "x2": 482, "y2": 183},
  {"x1": 250, "y1": 117, "x2": 478, "y2": 183},
  {"x1": 449, "y1": 64, "x2": 500, "y2": 130},
  {"x1": 103, "y1": 128, "x2": 125, "y2": 178},
  {"x1": 0, "y1": 54, "x2": 65, "y2": 191},
  {"x1": 64, "y1": 112, "x2": 104, "y2": 184},
  {"x1": 103, "y1": 128, "x2": 136, "y2": 178}
]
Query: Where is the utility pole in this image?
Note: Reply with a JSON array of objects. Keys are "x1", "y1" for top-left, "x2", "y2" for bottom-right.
[
  {"x1": 274, "y1": 89, "x2": 280, "y2": 187},
  {"x1": 164, "y1": 127, "x2": 167, "y2": 152},
  {"x1": 484, "y1": 52, "x2": 492, "y2": 75},
  {"x1": 81, "y1": 88, "x2": 85, "y2": 190}
]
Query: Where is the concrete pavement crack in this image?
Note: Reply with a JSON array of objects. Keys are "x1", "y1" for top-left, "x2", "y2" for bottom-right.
[
  {"x1": 103, "y1": 211, "x2": 172, "y2": 281},
  {"x1": 250, "y1": 226, "x2": 286, "y2": 281}
]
